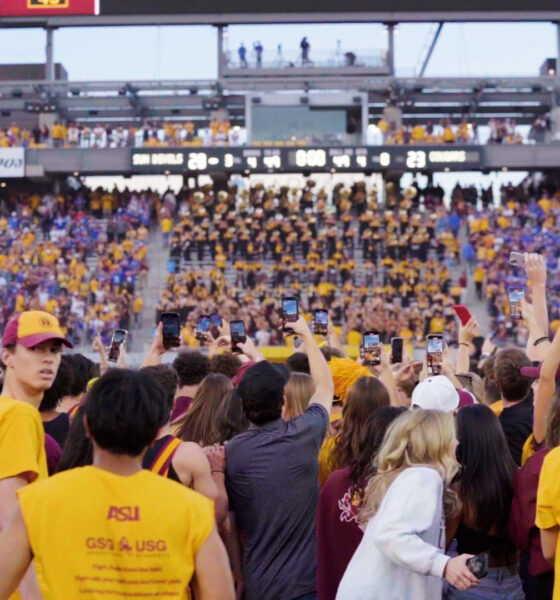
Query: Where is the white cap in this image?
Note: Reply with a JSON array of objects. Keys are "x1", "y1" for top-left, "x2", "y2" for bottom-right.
[{"x1": 411, "y1": 375, "x2": 460, "y2": 413}]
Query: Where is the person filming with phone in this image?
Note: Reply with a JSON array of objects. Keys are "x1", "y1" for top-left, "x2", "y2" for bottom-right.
[{"x1": 226, "y1": 314, "x2": 334, "y2": 600}]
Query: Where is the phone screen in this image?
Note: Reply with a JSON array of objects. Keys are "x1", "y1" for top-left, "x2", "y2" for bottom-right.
[
  {"x1": 196, "y1": 316, "x2": 211, "y2": 336},
  {"x1": 209, "y1": 314, "x2": 222, "y2": 328},
  {"x1": 112, "y1": 330, "x2": 126, "y2": 345},
  {"x1": 508, "y1": 288, "x2": 524, "y2": 319},
  {"x1": 230, "y1": 320, "x2": 246, "y2": 343},
  {"x1": 427, "y1": 335, "x2": 443, "y2": 375},
  {"x1": 363, "y1": 333, "x2": 380, "y2": 365},
  {"x1": 108, "y1": 329, "x2": 127, "y2": 361},
  {"x1": 391, "y1": 337, "x2": 403, "y2": 364},
  {"x1": 282, "y1": 298, "x2": 299, "y2": 323},
  {"x1": 161, "y1": 312, "x2": 181, "y2": 348},
  {"x1": 314, "y1": 310, "x2": 328, "y2": 335}
]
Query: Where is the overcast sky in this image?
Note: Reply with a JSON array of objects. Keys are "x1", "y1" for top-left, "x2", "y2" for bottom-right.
[{"x1": 0, "y1": 21, "x2": 555, "y2": 80}]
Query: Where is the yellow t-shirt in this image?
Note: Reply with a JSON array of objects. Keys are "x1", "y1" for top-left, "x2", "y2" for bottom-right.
[
  {"x1": 0, "y1": 397, "x2": 48, "y2": 600},
  {"x1": 318, "y1": 435, "x2": 337, "y2": 487},
  {"x1": 0, "y1": 397, "x2": 47, "y2": 484},
  {"x1": 489, "y1": 400, "x2": 503, "y2": 416},
  {"x1": 18, "y1": 466, "x2": 214, "y2": 600},
  {"x1": 536, "y1": 446, "x2": 560, "y2": 600}
]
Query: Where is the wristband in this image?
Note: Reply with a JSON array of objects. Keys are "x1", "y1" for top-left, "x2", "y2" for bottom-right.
[
  {"x1": 458, "y1": 342, "x2": 470, "y2": 348},
  {"x1": 533, "y1": 336, "x2": 549, "y2": 347}
]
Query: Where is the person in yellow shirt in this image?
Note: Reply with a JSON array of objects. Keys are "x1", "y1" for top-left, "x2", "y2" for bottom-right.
[
  {"x1": 0, "y1": 369, "x2": 235, "y2": 600},
  {"x1": 473, "y1": 264, "x2": 486, "y2": 301},
  {"x1": 0, "y1": 310, "x2": 73, "y2": 600},
  {"x1": 161, "y1": 217, "x2": 173, "y2": 247},
  {"x1": 537, "y1": 445, "x2": 560, "y2": 598},
  {"x1": 132, "y1": 294, "x2": 144, "y2": 327}
]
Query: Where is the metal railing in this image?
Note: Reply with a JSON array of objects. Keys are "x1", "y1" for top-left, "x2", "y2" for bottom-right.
[{"x1": 224, "y1": 48, "x2": 387, "y2": 71}]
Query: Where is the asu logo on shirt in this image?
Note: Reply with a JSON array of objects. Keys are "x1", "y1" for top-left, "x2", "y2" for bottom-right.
[{"x1": 106, "y1": 506, "x2": 140, "y2": 522}]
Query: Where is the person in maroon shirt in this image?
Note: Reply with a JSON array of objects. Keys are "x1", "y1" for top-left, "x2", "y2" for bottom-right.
[
  {"x1": 509, "y1": 391, "x2": 560, "y2": 600},
  {"x1": 171, "y1": 350, "x2": 211, "y2": 422},
  {"x1": 316, "y1": 406, "x2": 405, "y2": 600}
]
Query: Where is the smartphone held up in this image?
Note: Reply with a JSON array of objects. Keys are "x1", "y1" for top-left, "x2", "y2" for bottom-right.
[
  {"x1": 108, "y1": 329, "x2": 128, "y2": 362},
  {"x1": 426, "y1": 334, "x2": 443, "y2": 376},
  {"x1": 230, "y1": 320, "x2": 247, "y2": 353},
  {"x1": 362, "y1": 331, "x2": 381, "y2": 366},
  {"x1": 282, "y1": 297, "x2": 299, "y2": 334},
  {"x1": 313, "y1": 309, "x2": 328, "y2": 336},
  {"x1": 160, "y1": 312, "x2": 181, "y2": 350},
  {"x1": 195, "y1": 315, "x2": 211, "y2": 342},
  {"x1": 508, "y1": 288, "x2": 524, "y2": 320}
]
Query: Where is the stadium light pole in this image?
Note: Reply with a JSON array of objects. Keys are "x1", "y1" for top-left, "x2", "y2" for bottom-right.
[
  {"x1": 557, "y1": 22, "x2": 560, "y2": 81},
  {"x1": 386, "y1": 23, "x2": 396, "y2": 76},
  {"x1": 45, "y1": 27, "x2": 55, "y2": 83},
  {"x1": 217, "y1": 25, "x2": 226, "y2": 81}
]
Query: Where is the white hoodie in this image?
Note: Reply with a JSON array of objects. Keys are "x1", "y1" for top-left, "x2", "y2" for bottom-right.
[{"x1": 337, "y1": 466, "x2": 450, "y2": 600}]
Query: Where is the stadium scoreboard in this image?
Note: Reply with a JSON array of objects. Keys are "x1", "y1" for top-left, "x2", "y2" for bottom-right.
[{"x1": 131, "y1": 146, "x2": 482, "y2": 174}]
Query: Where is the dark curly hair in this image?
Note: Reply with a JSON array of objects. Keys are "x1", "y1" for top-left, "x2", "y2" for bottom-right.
[
  {"x1": 64, "y1": 354, "x2": 99, "y2": 397},
  {"x1": 172, "y1": 350, "x2": 211, "y2": 387},
  {"x1": 210, "y1": 353, "x2": 242, "y2": 379},
  {"x1": 140, "y1": 365, "x2": 178, "y2": 425},
  {"x1": 84, "y1": 369, "x2": 168, "y2": 456}
]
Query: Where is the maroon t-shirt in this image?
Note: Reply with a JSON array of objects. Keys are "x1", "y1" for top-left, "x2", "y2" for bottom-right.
[
  {"x1": 317, "y1": 466, "x2": 364, "y2": 600},
  {"x1": 44, "y1": 433, "x2": 62, "y2": 476},
  {"x1": 508, "y1": 447, "x2": 553, "y2": 577},
  {"x1": 170, "y1": 395, "x2": 193, "y2": 423}
]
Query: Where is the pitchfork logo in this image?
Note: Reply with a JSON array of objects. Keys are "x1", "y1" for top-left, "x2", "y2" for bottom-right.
[{"x1": 28, "y1": 0, "x2": 70, "y2": 7}]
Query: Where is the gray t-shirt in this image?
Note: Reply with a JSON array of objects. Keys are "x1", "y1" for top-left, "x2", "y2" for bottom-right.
[{"x1": 225, "y1": 403, "x2": 328, "y2": 600}]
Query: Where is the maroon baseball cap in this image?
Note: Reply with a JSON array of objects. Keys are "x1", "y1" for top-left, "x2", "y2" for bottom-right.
[
  {"x1": 521, "y1": 363, "x2": 560, "y2": 383},
  {"x1": 2, "y1": 311, "x2": 73, "y2": 349},
  {"x1": 458, "y1": 389, "x2": 476, "y2": 408}
]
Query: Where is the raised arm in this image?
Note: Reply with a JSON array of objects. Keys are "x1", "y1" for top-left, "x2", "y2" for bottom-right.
[
  {"x1": 291, "y1": 316, "x2": 334, "y2": 414},
  {"x1": 525, "y1": 253, "x2": 548, "y2": 340},
  {"x1": 456, "y1": 316, "x2": 480, "y2": 374},
  {"x1": 533, "y1": 324, "x2": 560, "y2": 445},
  {"x1": 326, "y1": 316, "x2": 347, "y2": 357},
  {"x1": 141, "y1": 322, "x2": 166, "y2": 368},
  {"x1": 377, "y1": 347, "x2": 402, "y2": 407},
  {"x1": 521, "y1": 297, "x2": 551, "y2": 363}
]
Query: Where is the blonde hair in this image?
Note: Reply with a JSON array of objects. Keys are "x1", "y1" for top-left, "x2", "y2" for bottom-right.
[
  {"x1": 360, "y1": 409, "x2": 459, "y2": 526},
  {"x1": 284, "y1": 373, "x2": 315, "y2": 420}
]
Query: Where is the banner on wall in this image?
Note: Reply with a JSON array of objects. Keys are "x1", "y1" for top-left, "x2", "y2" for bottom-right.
[
  {"x1": 0, "y1": 149, "x2": 24, "y2": 178},
  {"x1": 0, "y1": 0, "x2": 97, "y2": 16}
]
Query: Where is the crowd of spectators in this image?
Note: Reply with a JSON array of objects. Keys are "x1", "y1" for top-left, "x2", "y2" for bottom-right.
[
  {"x1": 0, "y1": 187, "x2": 154, "y2": 346},
  {"x1": 0, "y1": 113, "x2": 550, "y2": 150},
  {"x1": 3, "y1": 244, "x2": 560, "y2": 598},
  {"x1": 461, "y1": 177, "x2": 560, "y2": 348},
  {"x1": 0, "y1": 118, "x2": 238, "y2": 149},
  {"x1": 376, "y1": 117, "x2": 530, "y2": 145},
  {"x1": 157, "y1": 180, "x2": 469, "y2": 348}
]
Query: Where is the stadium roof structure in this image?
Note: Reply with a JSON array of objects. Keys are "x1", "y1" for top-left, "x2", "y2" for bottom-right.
[
  {"x1": 0, "y1": 76, "x2": 555, "y2": 127},
  {"x1": 1, "y1": 0, "x2": 560, "y2": 26}
]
